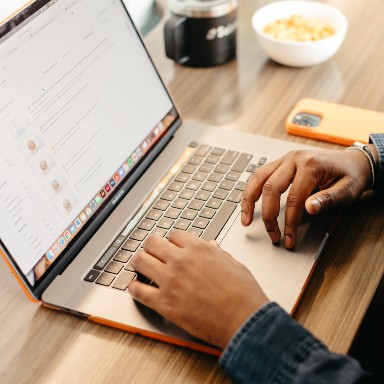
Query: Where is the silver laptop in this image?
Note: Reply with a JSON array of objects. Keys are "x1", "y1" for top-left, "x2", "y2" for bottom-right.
[{"x1": 0, "y1": 0, "x2": 335, "y2": 354}]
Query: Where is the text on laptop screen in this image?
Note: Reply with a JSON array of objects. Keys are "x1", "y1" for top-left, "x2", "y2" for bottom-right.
[{"x1": 0, "y1": 0, "x2": 175, "y2": 287}]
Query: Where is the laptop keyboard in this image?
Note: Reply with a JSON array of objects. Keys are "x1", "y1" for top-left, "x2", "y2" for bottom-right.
[{"x1": 83, "y1": 142, "x2": 268, "y2": 291}]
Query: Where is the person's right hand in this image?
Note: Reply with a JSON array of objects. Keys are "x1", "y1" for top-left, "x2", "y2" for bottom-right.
[{"x1": 241, "y1": 145, "x2": 377, "y2": 249}]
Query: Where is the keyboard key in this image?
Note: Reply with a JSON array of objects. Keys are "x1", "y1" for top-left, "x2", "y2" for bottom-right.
[
  {"x1": 138, "y1": 219, "x2": 156, "y2": 231},
  {"x1": 192, "y1": 172, "x2": 208, "y2": 182},
  {"x1": 213, "y1": 189, "x2": 228, "y2": 200},
  {"x1": 231, "y1": 153, "x2": 253, "y2": 172},
  {"x1": 181, "y1": 209, "x2": 198, "y2": 220},
  {"x1": 174, "y1": 219, "x2": 191, "y2": 230},
  {"x1": 179, "y1": 189, "x2": 194, "y2": 200},
  {"x1": 258, "y1": 156, "x2": 268, "y2": 165},
  {"x1": 195, "y1": 190, "x2": 211, "y2": 201},
  {"x1": 151, "y1": 227, "x2": 167, "y2": 237},
  {"x1": 182, "y1": 164, "x2": 197, "y2": 174},
  {"x1": 174, "y1": 173, "x2": 190, "y2": 183},
  {"x1": 195, "y1": 144, "x2": 211, "y2": 157},
  {"x1": 205, "y1": 155, "x2": 220, "y2": 164},
  {"x1": 227, "y1": 190, "x2": 243, "y2": 203},
  {"x1": 220, "y1": 150, "x2": 239, "y2": 165},
  {"x1": 84, "y1": 269, "x2": 100, "y2": 282},
  {"x1": 187, "y1": 227, "x2": 203, "y2": 237},
  {"x1": 214, "y1": 164, "x2": 229, "y2": 174},
  {"x1": 168, "y1": 181, "x2": 183, "y2": 192},
  {"x1": 201, "y1": 201, "x2": 237, "y2": 241},
  {"x1": 188, "y1": 155, "x2": 203, "y2": 165},
  {"x1": 94, "y1": 247, "x2": 117, "y2": 270},
  {"x1": 112, "y1": 271, "x2": 136, "y2": 291},
  {"x1": 164, "y1": 207, "x2": 182, "y2": 219},
  {"x1": 235, "y1": 181, "x2": 247, "y2": 191},
  {"x1": 199, "y1": 163, "x2": 214, "y2": 173},
  {"x1": 95, "y1": 272, "x2": 115, "y2": 286},
  {"x1": 206, "y1": 198, "x2": 222, "y2": 209},
  {"x1": 192, "y1": 217, "x2": 210, "y2": 229},
  {"x1": 201, "y1": 181, "x2": 217, "y2": 192},
  {"x1": 208, "y1": 173, "x2": 223, "y2": 183},
  {"x1": 199, "y1": 208, "x2": 216, "y2": 219},
  {"x1": 129, "y1": 229, "x2": 148, "y2": 242},
  {"x1": 246, "y1": 163, "x2": 259, "y2": 173},
  {"x1": 122, "y1": 239, "x2": 141, "y2": 252},
  {"x1": 186, "y1": 180, "x2": 202, "y2": 191},
  {"x1": 225, "y1": 171, "x2": 240, "y2": 182},
  {"x1": 172, "y1": 198, "x2": 188, "y2": 210},
  {"x1": 161, "y1": 190, "x2": 177, "y2": 201},
  {"x1": 188, "y1": 199, "x2": 205, "y2": 211},
  {"x1": 158, "y1": 218, "x2": 175, "y2": 229},
  {"x1": 113, "y1": 250, "x2": 132, "y2": 263},
  {"x1": 189, "y1": 141, "x2": 199, "y2": 148},
  {"x1": 112, "y1": 235, "x2": 126, "y2": 248},
  {"x1": 146, "y1": 209, "x2": 162, "y2": 221},
  {"x1": 211, "y1": 147, "x2": 225, "y2": 156},
  {"x1": 152, "y1": 200, "x2": 170, "y2": 211},
  {"x1": 105, "y1": 260, "x2": 124, "y2": 275},
  {"x1": 219, "y1": 180, "x2": 235, "y2": 190}
]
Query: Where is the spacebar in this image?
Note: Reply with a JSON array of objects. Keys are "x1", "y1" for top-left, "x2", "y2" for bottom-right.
[{"x1": 201, "y1": 201, "x2": 237, "y2": 241}]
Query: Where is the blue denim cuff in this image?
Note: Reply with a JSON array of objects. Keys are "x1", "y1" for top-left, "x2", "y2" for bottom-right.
[
  {"x1": 369, "y1": 134, "x2": 384, "y2": 192},
  {"x1": 219, "y1": 302, "x2": 327, "y2": 384}
]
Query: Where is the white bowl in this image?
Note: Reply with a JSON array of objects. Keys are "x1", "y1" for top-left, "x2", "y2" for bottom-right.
[{"x1": 252, "y1": 1, "x2": 348, "y2": 67}]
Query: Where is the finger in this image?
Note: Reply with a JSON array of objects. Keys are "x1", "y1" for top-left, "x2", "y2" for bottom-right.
[
  {"x1": 260, "y1": 162, "x2": 296, "y2": 244},
  {"x1": 305, "y1": 178, "x2": 357, "y2": 214},
  {"x1": 142, "y1": 233, "x2": 179, "y2": 262},
  {"x1": 167, "y1": 228, "x2": 203, "y2": 248},
  {"x1": 130, "y1": 249, "x2": 166, "y2": 285},
  {"x1": 128, "y1": 280, "x2": 161, "y2": 310},
  {"x1": 284, "y1": 173, "x2": 318, "y2": 249},
  {"x1": 241, "y1": 158, "x2": 284, "y2": 226},
  {"x1": 209, "y1": 240, "x2": 221, "y2": 249}
]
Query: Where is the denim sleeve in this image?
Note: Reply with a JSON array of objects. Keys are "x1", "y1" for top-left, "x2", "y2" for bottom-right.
[
  {"x1": 219, "y1": 302, "x2": 373, "y2": 384},
  {"x1": 369, "y1": 133, "x2": 384, "y2": 192}
]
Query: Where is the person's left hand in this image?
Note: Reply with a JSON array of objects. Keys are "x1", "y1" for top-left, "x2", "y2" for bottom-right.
[{"x1": 129, "y1": 230, "x2": 269, "y2": 348}]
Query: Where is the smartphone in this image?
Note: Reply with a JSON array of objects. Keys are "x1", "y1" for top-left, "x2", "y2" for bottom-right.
[{"x1": 285, "y1": 98, "x2": 384, "y2": 146}]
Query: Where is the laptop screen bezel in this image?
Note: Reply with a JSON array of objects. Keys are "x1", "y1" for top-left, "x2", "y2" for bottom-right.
[{"x1": 0, "y1": 0, "x2": 182, "y2": 300}]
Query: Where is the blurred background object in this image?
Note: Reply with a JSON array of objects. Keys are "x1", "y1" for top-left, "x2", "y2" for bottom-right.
[{"x1": 123, "y1": 0, "x2": 162, "y2": 35}]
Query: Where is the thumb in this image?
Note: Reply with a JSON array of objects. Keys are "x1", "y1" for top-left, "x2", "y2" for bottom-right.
[{"x1": 305, "y1": 180, "x2": 354, "y2": 214}]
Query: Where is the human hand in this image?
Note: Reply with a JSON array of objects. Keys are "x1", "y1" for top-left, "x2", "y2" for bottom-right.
[
  {"x1": 129, "y1": 230, "x2": 269, "y2": 348},
  {"x1": 241, "y1": 146, "x2": 377, "y2": 249}
]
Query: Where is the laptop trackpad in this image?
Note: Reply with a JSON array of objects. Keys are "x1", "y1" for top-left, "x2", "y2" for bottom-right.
[{"x1": 219, "y1": 210, "x2": 330, "y2": 292}]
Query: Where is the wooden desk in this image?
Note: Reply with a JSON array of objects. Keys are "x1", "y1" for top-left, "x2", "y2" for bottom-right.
[{"x1": 1, "y1": 1, "x2": 383, "y2": 382}]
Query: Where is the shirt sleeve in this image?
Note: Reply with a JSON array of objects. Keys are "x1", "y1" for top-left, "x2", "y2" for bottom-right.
[
  {"x1": 369, "y1": 133, "x2": 384, "y2": 192},
  {"x1": 219, "y1": 302, "x2": 373, "y2": 384}
]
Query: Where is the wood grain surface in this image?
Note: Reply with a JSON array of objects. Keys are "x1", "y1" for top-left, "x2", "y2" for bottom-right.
[{"x1": 1, "y1": 1, "x2": 384, "y2": 383}]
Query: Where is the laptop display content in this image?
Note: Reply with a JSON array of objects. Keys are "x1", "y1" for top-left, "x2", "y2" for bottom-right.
[{"x1": 0, "y1": 0, "x2": 177, "y2": 295}]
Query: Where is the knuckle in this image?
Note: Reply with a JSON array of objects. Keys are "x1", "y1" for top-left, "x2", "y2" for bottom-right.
[
  {"x1": 320, "y1": 191, "x2": 335, "y2": 207},
  {"x1": 262, "y1": 180, "x2": 275, "y2": 194},
  {"x1": 261, "y1": 215, "x2": 278, "y2": 231},
  {"x1": 286, "y1": 192, "x2": 299, "y2": 208}
]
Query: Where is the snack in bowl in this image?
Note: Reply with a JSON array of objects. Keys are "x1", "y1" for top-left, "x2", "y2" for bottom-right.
[
  {"x1": 252, "y1": 1, "x2": 348, "y2": 67},
  {"x1": 263, "y1": 14, "x2": 335, "y2": 42}
]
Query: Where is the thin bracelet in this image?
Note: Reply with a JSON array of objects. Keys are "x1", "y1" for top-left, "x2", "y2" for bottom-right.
[
  {"x1": 346, "y1": 145, "x2": 375, "y2": 189},
  {"x1": 351, "y1": 141, "x2": 378, "y2": 172}
]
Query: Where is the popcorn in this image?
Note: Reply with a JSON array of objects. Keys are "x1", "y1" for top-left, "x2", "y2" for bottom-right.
[{"x1": 263, "y1": 14, "x2": 335, "y2": 42}]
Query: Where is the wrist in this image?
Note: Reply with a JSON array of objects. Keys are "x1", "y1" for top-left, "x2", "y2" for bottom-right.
[{"x1": 346, "y1": 142, "x2": 376, "y2": 190}]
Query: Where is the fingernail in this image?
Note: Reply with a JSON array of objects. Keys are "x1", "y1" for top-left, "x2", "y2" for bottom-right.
[
  {"x1": 285, "y1": 235, "x2": 294, "y2": 249},
  {"x1": 310, "y1": 199, "x2": 322, "y2": 213},
  {"x1": 241, "y1": 210, "x2": 248, "y2": 224}
]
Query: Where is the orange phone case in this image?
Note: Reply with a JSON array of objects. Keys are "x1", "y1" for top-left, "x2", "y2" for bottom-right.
[{"x1": 286, "y1": 98, "x2": 384, "y2": 146}]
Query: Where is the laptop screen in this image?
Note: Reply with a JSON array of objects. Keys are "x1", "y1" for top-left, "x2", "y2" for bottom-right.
[{"x1": 0, "y1": 0, "x2": 177, "y2": 290}]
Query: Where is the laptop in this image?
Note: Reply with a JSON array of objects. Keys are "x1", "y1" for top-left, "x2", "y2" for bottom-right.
[{"x1": 0, "y1": 0, "x2": 335, "y2": 355}]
